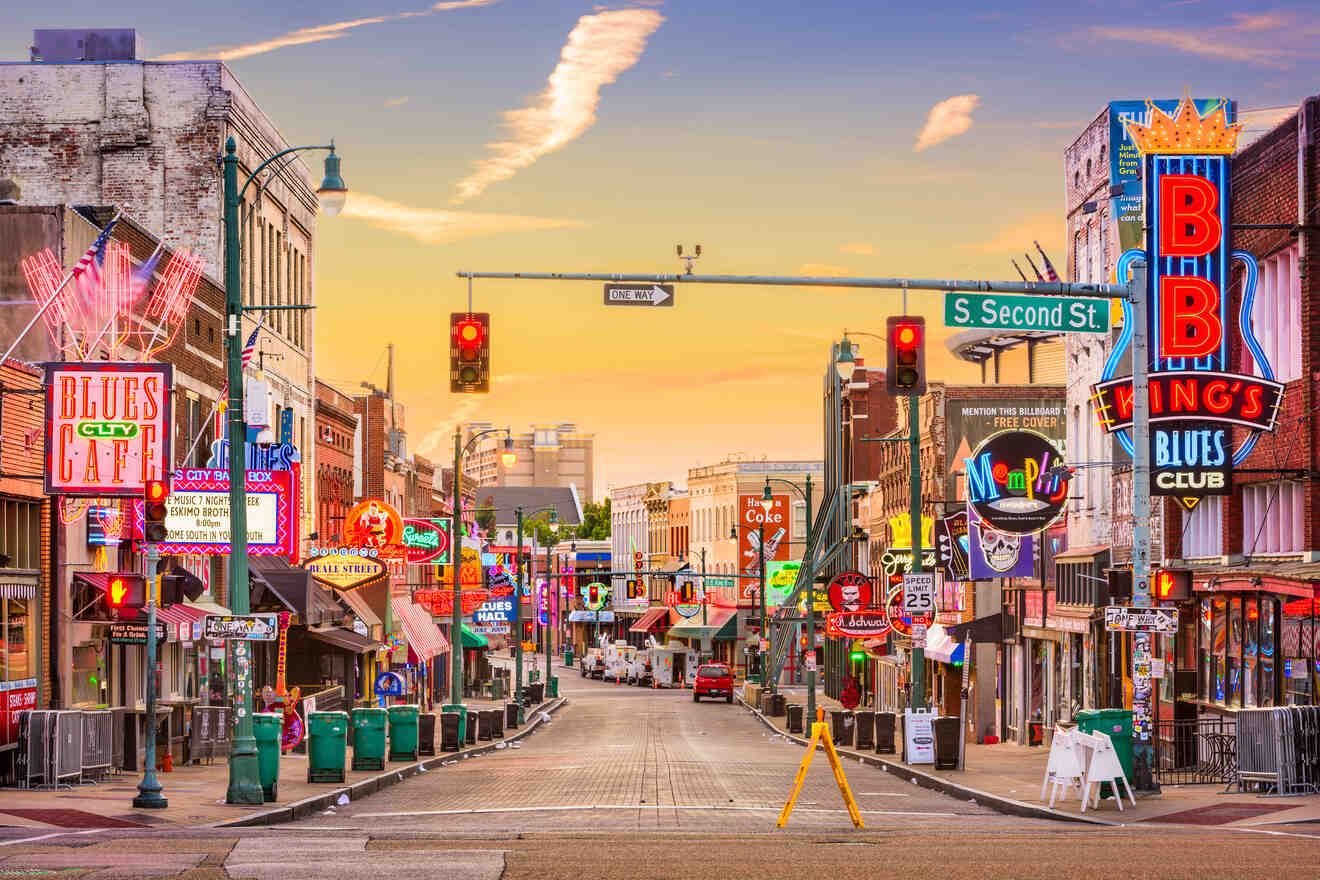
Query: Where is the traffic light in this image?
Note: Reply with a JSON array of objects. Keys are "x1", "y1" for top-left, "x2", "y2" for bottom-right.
[
  {"x1": 105, "y1": 573, "x2": 146, "y2": 617},
  {"x1": 885, "y1": 315, "x2": 927, "y2": 396},
  {"x1": 1154, "y1": 569, "x2": 1191, "y2": 601},
  {"x1": 588, "y1": 583, "x2": 599, "y2": 605},
  {"x1": 449, "y1": 312, "x2": 490, "y2": 393},
  {"x1": 1105, "y1": 568, "x2": 1133, "y2": 603},
  {"x1": 143, "y1": 479, "x2": 169, "y2": 543}
]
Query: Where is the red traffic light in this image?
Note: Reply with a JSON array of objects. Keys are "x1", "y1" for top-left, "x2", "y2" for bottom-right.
[
  {"x1": 450, "y1": 313, "x2": 490, "y2": 393},
  {"x1": 885, "y1": 315, "x2": 927, "y2": 395},
  {"x1": 1154, "y1": 569, "x2": 1191, "y2": 601},
  {"x1": 143, "y1": 479, "x2": 170, "y2": 543},
  {"x1": 105, "y1": 573, "x2": 146, "y2": 615}
]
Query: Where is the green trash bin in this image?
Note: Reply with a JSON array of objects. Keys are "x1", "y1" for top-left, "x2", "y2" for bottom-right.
[
  {"x1": 1075, "y1": 708, "x2": 1135, "y2": 797},
  {"x1": 307, "y1": 711, "x2": 349, "y2": 783},
  {"x1": 563, "y1": 648, "x2": 574, "y2": 668},
  {"x1": 350, "y1": 707, "x2": 387, "y2": 771},
  {"x1": 252, "y1": 712, "x2": 282, "y2": 802},
  {"x1": 547, "y1": 676, "x2": 559, "y2": 698},
  {"x1": 387, "y1": 704, "x2": 420, "y2": 762}
]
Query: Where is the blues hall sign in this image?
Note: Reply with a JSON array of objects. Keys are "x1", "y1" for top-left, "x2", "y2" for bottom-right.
[{"x1": 1091, "y1": 96, "x2": 1284, "y2": 511}]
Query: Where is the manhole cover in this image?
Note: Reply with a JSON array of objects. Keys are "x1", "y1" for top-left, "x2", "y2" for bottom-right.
[
  {"x1": 1146, "y1": 803, "x2": 1302, "y2": 825},
  {"x1": 0, "y1": 809, "x2": 149, "y2": 829}
]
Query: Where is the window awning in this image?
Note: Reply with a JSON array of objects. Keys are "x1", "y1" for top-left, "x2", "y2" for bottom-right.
[
  {"x1": 630, "y1": 607, "x2": 670, "y2": 634},
  {"x1": 923, "y1": 623, "x2": 965, "y2": 664},
  {"x1": 0, "y1": 582, "x2": 37, "y2": 600},
  {"x1": 250, "y1": 556, "x2": 341, "y2": 626},
  {"x1": 947, "y1": 612, "x2": 1003, "y2": 644},
  {"x1": 338, "y1": 588, "x2": 383, "y2": 631},
  {"x1": 667, "y1": 607, "x2": 737, "y2": 641},
  {"x1": 308, "y1": 625, "x2": 379, "y2": 654},
  {"x1": 1055, "y1": 545, "x2": 1110, "y2": 563},
  {"x1": 460, "y1": 624, "x2": 488, "y2": 649},
  {"x1": 154, "y1": 603, "x2": 214, "y2": 641},
  {"x1": 390, "y1": 597, "x2": 449, "y2": 661}
]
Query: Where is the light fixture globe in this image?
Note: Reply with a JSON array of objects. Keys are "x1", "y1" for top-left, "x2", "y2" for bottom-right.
[
  {"x1": 500, "y1": 435, "x2": 517, "y2": 468},
  {"x1": 759, "y1": 480, "x2": 774, "y2": 515},
  {"x1": 835, "y1": 338, "x2": 856, "y2": 381},
  {"x1": 318, "y1": 147, "x2": 347, "y2": 217}
]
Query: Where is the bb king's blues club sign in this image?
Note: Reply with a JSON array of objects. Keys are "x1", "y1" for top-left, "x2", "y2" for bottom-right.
[{"x1": 1091, "y1": 96, "x2": 1284, "y2": 510}]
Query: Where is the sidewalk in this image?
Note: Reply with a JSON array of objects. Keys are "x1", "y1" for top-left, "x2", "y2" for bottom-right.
[
  {"x1": 0, "y1": 693, "x2": 563, "y2": 834},
  {"x1": 754, "y1": 687, "x2": 1320, "y2": 828}
]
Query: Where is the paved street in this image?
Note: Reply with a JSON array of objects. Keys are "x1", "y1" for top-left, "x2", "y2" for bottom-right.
[{"x1": 2, "y1": 672, "x2": 1320, "y2": 877}]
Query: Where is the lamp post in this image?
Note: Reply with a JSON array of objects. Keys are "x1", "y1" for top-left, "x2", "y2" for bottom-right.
[
  {"x1": 515, "y1": 505, "x2": 557, "y2": 724},
  {"x1": 542, "y1": 518, "x2": 562, "y2": 691},
  {"x1": 763, "y1": 474, "x2": 815, "y2": 722},
  {"x1": 448, "y1": 426, "x2": 514, "y2": 739},
  {"x1": 730, "y1": 516, "x2": 768, "y2": 688},
  {"x1": 222, "y1": 136, "x2": 346, "y2": 805}
]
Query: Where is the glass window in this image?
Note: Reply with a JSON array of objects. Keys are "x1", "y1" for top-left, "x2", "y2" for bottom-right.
[
  {"x1": 1228, "y1": 599, "x2": 1242, "y2": 706},
  {"x1": 1282, "y1": 597, "x2": 1313, "y2": 705},
  {"x1": 1, "y1": 597, "x2": 36, "y2": 682},
  {"x1": 1260, "y1": 599, "x2": 1277, "y2": 706},
  {"x1": 1212, "y1": 599, "x2": 1226, "y2": 703},
  {"x1": 1244, "y1": 599, "x2": 1259, "y2": 707},
  {"x1": 1198, "y1": 599, "x2": 1211, "y2": 701}
]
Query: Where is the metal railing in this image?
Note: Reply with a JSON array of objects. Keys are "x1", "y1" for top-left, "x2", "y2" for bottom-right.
[
  {"x1": 765, "y1": 487, "x2": 845, "y2": 687},
  {"x1": 80, "y1": 710, "x2": 113, "y2": 782},
  {"x1": 1154, "y1": 715, "x2": 1237, "y2": 785}
]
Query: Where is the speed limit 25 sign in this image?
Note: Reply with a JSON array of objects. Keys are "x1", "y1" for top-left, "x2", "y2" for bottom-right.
[{"x1": 901, "y1": 573, "x2": 936, "y2": 616}]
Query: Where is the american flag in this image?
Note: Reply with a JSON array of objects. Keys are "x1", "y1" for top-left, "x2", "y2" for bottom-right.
[
  {"x1": 1034, "y1": 241, "x2": 1060, "y2": 282},
  {"x1": 73, "y1": 217, "x2": 118, "y2": 293},
  {"x1": 241, "y1": 316, "x2": 265, "y2": 369}
]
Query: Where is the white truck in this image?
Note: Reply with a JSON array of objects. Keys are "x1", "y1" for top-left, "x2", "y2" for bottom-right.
[
  {"x1": 602, "y1": 642, "x2": 636, "y2": 683},
  {"x1": 646, "y1": 642, "x2": 699, "y2": 688}
]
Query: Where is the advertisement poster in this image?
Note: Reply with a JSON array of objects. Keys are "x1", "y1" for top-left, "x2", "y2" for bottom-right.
[
  {"x1": 738, "y1": 494, "x2": 790, "y2": 574},
  {"x1": 132, "y1": 468, "x2": 298, "y2": 558},
  {"x1": 0, "y1": 679, "x2": 37, "y2": 749},
  {"x1": 43, "y1": 362, "x2": 172, "y2": 496},
  {"x1": 945, "y1": 397, "x2": 1065, "y2": 504},
  {"x1": 968, "y1": 510, "x2": 1036, "y2": 579},
  {"x1": 765, "y1": 560, "x2": 801, "y2": 608}
]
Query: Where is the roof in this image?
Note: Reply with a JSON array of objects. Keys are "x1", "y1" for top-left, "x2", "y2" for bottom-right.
[{"x1": 475, "y1": 486, "x2": 583, "y2": 527}]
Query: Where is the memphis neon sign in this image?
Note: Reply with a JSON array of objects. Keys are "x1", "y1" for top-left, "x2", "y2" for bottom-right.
[
  {"x1": 964, "y1": 430, "x2": 1069, "y2": 536},
  {"x1": 1091, "y1": 96, "x2": 1283, "y2": 506}
]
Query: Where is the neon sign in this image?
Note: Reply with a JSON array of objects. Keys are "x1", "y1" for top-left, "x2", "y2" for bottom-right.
[
  {"x1": 130, "y1": 468, "x2": 298, "y2": 559},
  {"x1": 964, "y1": 430, "x2": 1068, "y2": 535},
  {"x1": 44, "y1": 362, "x2": 171, "y2": 496},
  {"x1": 402, "y1": 517, "x2": 452, "y2": 565},
  {"x1": 343, "y1": 498, "x2": 405, "y2": 561},
  {"x1": 1093, "y1": 95, "x2": 1280, "y2": 510}
]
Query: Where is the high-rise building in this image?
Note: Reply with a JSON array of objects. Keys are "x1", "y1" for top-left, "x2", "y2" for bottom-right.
[{"x1": 463, "y1": 423, "x2": 594, "y2": 501}]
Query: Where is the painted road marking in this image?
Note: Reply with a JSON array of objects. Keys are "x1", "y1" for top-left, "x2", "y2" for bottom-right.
[
  {"x1": 354, "y1": 804, "x2": 959, "y2": 818},
  {"x1": 0, "y1": 828, "x2": 109, "y2": 847}
]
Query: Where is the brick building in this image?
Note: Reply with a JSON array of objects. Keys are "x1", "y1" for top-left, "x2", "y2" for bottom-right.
[
  {"x1": 1159, "y1": 96, "x2": 1320, "y2": 716},
  {"x1": 315, "y1": 380, "x2": 359, "y2": 543}
]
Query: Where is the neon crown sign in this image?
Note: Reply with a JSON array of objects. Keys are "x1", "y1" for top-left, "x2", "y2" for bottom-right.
[{"x1": 1091, "y1": 94, "x2": 1282, "y2": 510}]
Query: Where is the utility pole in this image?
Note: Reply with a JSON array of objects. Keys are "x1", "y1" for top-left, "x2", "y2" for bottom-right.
[
  {"x1": 514, "y1": 507, "x2": 525, "y2": 725},
  {"x1": 908, "y1": 394, "x2": 924, "y2": 710},
  {"x1": 133, "y1": 548, "x2": 166, "y2": 808},
  {"x1": 447, "y1": 429, "x2": 466, "y2": 739},
  {"x1": 1129, "y1": 260, "x2": 1155, "y2": 791},
  {"x1": 758, "y1": 520, "x2": 767, "y2": 688},
  {"x1": 803, "y1": 474, "x2": 816, "y2": 723}
]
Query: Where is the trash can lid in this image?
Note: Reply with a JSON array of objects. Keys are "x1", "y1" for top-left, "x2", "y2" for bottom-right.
[
  {"x1": 310, "y1": 711, "x2": 350, "y2": 718},
  {"x1": 352, "y1": 707, "x2": 387, "y2": 714},
  {"x1": 252, "y1": 712, "x2": 283, "y2": 721},
  {"x1": 387, "y1": 704, "x2": 420, "y2": 712}
]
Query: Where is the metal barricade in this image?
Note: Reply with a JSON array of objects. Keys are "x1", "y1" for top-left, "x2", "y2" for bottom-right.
[
  {"x1": 17, "y1": 709, "x2": 50, "y2": 788},
  {"x1": 1232, "y1": 706, "x2": 1320, "y2": 796},
  {"x1": 53, "y1": 710, "x2": 83, "y2": 784},
  {"x1": 80, "y1": 710, "x2": 113, "y2": 782},
  {"x1": 110, "y1": 707, "x2": 126, "y2": 772},
  {"x1": 189, "y1": 706, "x2": 233, "y2": 763}
]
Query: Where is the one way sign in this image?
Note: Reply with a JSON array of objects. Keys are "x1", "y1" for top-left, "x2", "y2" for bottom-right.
[{"x1": 603, "y1": 284, "x2": 674, "y2": 307}]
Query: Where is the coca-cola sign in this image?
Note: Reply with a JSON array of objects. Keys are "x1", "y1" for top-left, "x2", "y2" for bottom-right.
[{"x1": 738, "y1": 494, "x2": 790, "y2": 574}]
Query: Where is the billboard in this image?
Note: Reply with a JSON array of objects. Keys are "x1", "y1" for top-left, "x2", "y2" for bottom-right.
[
  {"x1": 738, "y1": 493, "x2": 790, "y2": 575},
  {"x1": 131, "y1": 468, "x2": 298, "y2": 558},
  {"x1": 944, "y1": 397, "x2": 1065, "y2": 504},
  {"x1": 44, "y1": 362, "x2": 172, "y2": 496}
]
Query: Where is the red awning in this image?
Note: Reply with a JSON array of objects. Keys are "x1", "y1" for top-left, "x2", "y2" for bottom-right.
[
  {"x1": 630, "y1": 607, "x2": 670, "y2": 634},
  {"x1": 391, "y1": 597, "x2": 450, "y2": 661}
]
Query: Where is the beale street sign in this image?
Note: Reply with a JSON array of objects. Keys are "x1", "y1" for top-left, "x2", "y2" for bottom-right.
[
  {"x1": 1091, "y1": 96, "x2": 1282, "y2": 511},
  {"x1": 944, "y1": 292, "x2": 1109, "y2": 334}
]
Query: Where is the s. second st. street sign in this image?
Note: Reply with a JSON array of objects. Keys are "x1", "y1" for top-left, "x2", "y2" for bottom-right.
[
  {"x1": 603, "y1": 284, "x2": 674, "y2": 307},
  {"x1": 944, "y1": 292, "x2": 1109, "y2": 334}
]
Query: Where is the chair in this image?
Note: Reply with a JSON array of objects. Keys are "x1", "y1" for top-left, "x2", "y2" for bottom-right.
[
  {"x1": 1040, "y1": 727, "x2": 1086, "y2": 807},
  {"x1": 1076, "y1": 731, "x2": 1136, "y2": 812}
]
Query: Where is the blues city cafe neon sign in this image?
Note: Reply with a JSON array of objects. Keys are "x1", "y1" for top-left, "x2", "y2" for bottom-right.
[
  {"x1": 964, "y1": 430, "x2": 1069, "y2": 536},
  {"x1": 1092, "y1": 96, "x2": 1283, "y2": 509}
]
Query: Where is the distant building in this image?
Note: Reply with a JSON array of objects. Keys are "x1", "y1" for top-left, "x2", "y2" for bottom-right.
[{"x1": 463, "y1": 423, "x2": 594, "y2": 501}]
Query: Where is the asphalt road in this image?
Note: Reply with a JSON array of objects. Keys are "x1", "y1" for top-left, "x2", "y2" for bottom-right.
[{"x1": 2, "y1": 667, "x2": 1319, "y2": 878}]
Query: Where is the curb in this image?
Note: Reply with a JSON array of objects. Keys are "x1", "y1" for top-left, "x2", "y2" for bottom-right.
[
  {"x1": 738, "y1": 699, "x2": 1115, "y2": 827},
  {"x1": 214, "y1": 698, "x2": 568, "y2": 828}
]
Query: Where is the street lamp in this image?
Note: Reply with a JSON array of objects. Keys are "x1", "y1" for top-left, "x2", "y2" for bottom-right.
[
  {"x1": 835, "y1": 336, "x2": 856, "y2": 381},
  {"x1": 514, "y1": 504, "x2": 557, "y2": 724},
  {"x1": 500, "y1": 435, "x2": 517, "y2": 469},
  {"x1": 221, "y1": 136, "x2": 345, "y2": 805},
  {"x1": 448, "y1": 426, "x2": 513, "y2": 741},
  {"x1": 730, "y1": 520, "x2": 767, "y2": 688},
  {"x1": 543, "y1": 517, "x2": 561, "y2": 692}
]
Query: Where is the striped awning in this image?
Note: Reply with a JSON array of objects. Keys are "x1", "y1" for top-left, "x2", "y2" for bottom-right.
[
  {"x1": 0, "y1": 583, "x2": 37, "y2": 600},
  {"x1": 155, "y1": 603, "x2": 213, "y2": 642},
  {"x1": 390, "y1": 597, "x2": 449, "y2": 661}
]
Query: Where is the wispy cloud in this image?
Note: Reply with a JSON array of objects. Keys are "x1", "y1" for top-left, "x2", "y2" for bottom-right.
[
  {"x1": 384, "y1": 96, "x2": 411, "y2": 107},
  {"x1": 453, "y1": 8, "x2": 665, "y2": 203},
  {"x1": 341, "y1": 192, "x2": 585, "y2": 243},
  {"x1": 797, "y1": 263, "x2": 852, "y2": 276},
  {"x1": 415, "y1": 399, "x2": 483, "y2": 458},
  {"x1": 1089, "y1": 10, "x2": 1315, "y2": 68},
  {"x1": 839, "y1": 243, "x2": 874, "y2": 256},
  {"x1": 914, "y1": 94, "x2": 980, "y2": 152},
  {"x1": 963, "y1": 212, "x2": 1062, "y2": 257},
  {"x1": 154, "y1": 0, "x2": 499, "y2": 62}
]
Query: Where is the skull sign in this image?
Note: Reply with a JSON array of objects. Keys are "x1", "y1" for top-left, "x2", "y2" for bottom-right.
[{"x1": 827, "y1": 571, "x2": 872, "y2": 612}]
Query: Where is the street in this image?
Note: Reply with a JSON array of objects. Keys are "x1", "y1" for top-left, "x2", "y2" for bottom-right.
[{"x1": 3, "y1": 672, "x2": 1320, "y2": 878}]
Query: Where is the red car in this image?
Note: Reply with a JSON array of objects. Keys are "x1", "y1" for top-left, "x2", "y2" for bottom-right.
[{"x1": 693, "y1": 663, "x2": 733, "y2": 703}]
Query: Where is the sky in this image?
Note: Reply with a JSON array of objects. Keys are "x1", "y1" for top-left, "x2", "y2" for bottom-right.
[{"x1": 11, "y1": 1, "x2": 1318, "y2": 498}]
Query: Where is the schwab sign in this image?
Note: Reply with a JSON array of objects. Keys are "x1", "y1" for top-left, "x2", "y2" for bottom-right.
[{"x1": 1092, "y1": 96, "x2": 1282, "y2": 510}]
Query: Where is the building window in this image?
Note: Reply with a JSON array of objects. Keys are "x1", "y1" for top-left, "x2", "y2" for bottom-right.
[
  {"x1": 0, "y1": 499, "x2": 41, "y2": 570},
  {"x1": 1180, "y1": 496, "x2": 1223, "y2": 559},
  {"x1": 1200, "y1": 596, "x2": 1279, "y2": 708},
  {"x1": 1252, "y1": 245, "x2": 1301, "y2": 383},
  {"x1": 1242, "y1": 481, "x2": 1304, "y2": 555},
  {"x1": 0, "y1": 594, "x2": 36, "y2": 683}
]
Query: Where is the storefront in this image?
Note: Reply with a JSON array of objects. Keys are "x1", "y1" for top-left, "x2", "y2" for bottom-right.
[
  {"x1": 390, "y1": 596, "x2": 449, "y2": 710},
  {"x1": 666, "y1": 607, "x2": 737, "y2": 663},
  {"x1": 629, "y1": 607, "x2": 670, "y2": 648}
]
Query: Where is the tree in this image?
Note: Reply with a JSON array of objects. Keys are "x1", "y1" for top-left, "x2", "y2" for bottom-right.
[{"x1": 576, "y1": 498, "x2": 610, "y2": 540}]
